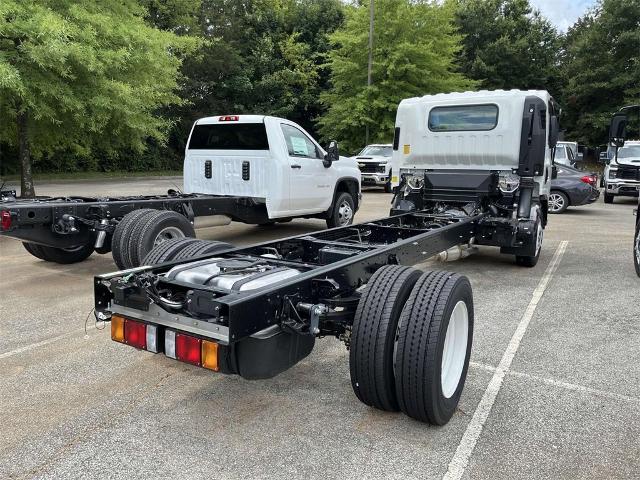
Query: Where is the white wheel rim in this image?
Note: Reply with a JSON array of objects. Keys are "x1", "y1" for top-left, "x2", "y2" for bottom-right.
[
  {"x1": 153, "y1": 226, "x2": 185, "y2": 247},
  {"x1": 549, "y1": 193, "x2": 565, "y2": 212},
  {"x1": 441, "y1": 301, "x2": 469, "y2": 399},
  {"x1": 635, "y1": 230, "x2": 640, "y2": 266},
  {"x1": 535, "y1": 221, "x2": 544, "y2": 255},
  {"x1": 337, "y1": 201, "x2": 353, "y2": 226}
]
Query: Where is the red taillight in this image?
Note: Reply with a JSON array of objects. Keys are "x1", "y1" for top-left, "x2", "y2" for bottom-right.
[
  {"x1": 176, "y1": 333, "x2": 201, "y2": 366},
  {"x1": 124, "y1": 319, "x2": 147, "y2": 350},
  {"x1": 219, "y1": 115, "x2": 239, "y2": 121},
  {"x1": 1, "y1": 210, "x2": 11, "y2": 231},
  {"x1": 580, "y1": 175, "x2": 596, "y2": 187}
]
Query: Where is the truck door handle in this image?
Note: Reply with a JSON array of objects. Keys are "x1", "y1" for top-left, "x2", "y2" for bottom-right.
[{"x1": 291, "y1": 164, "x2": 301, "y2": 169}]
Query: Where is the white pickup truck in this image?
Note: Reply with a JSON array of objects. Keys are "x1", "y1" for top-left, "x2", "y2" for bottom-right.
[
  {"x1": 1, "y1": 115, "x2": 362, "y2": 268},
  {"x1": 352, "y1": 144, "x2": 393, "y2": 192}
]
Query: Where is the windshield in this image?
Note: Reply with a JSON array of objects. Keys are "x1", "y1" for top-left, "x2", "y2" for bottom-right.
[
  {"x1": 359, "y1": 146, "x2": 392, "y2": 157},
  {"x1": 555, "y1": 147, "x2": 566, "y2": 159},
  {"x1": 618, "y1": 145, "x2": 640, "y2": 158}
]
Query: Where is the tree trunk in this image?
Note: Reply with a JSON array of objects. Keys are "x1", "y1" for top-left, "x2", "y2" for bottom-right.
[{"x1": 17, "y1": 109, "x2": 35, "y2": 198}]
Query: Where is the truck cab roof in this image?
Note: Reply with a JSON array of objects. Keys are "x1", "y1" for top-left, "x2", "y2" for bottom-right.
[{"x1": 195, "y1": 115, "x2": 285, "y2": 125}]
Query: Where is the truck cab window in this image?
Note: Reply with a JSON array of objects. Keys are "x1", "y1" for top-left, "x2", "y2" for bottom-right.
[{"x1": 281, "y1": 124, "x2": 322, "y2": 159}]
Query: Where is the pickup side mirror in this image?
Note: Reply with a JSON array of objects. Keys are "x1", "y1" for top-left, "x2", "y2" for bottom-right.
[
  {"x1": 609, "y1": 112, "x2": 627, "y2": 147},
  {"x1": 324, "y1": 140, "x2": 339, "y2": 168},
  {"x1": 551, "y1": 164, "x2": 558, "y2": 180}
]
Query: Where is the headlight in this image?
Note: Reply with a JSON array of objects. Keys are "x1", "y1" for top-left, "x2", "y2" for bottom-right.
[
  {"x1": 377, "y1": 164, "x2": 386, "y2": 173},
  {"x1": 498, "y1": 172, "x2": 520, "y2": 193},
  {"x1": 608, "y1": 168, "x2": 617, "y2": 179}
]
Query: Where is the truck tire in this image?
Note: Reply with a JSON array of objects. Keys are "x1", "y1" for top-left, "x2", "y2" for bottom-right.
[
  {"x1": 634, "y1": 219, "x2": 640, "y2": 277},
  {"x1": 22, "y1": 242, "x2": 46, "y2": 260},
  {"x1": 326, "y1": 192, "x2": 355, "y2": 229},
  {"x1": 604, "y1": 192, "x2": 614, "y2": 204},
  {"x1": 112, "y1": 209, "x2": 155, "y2": 269},
  {"x1": 384, "y1": 170, "x2": 392, "y2": 193},
  {"x1": 172, "y1": 240, "x2": 234, "y2": 261},
  {"x1": 129, "y1": 210, "x2": 195, "y2": 268},
  {"x1": 394, "y1": 271, "x2": 474, "y2": 425},
  {"x1": 36, "y1": 243, "x2": 95, "y2": 264},
  {"x1": 141, "y1": 237, "x2": 200, "y2": 266},
  {"x1": 515, "y1": 216, "x2": 543, "y2": 268},
  {"x1": 349, "y1": 265, "x2": 422, "y2": 412}
]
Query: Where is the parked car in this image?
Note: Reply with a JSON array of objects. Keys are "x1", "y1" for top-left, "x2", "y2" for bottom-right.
[
  {"x1": 352, "y1": 144, "x2": 393, "y2": 192},
  {"x1": 548, "y1": 164, "x2": 600, "y2": 213}
]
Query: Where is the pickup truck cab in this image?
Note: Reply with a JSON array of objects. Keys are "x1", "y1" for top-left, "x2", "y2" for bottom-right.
[
  {"x1": 603, "y1": 140, "x2": 640, "y2": 203},
  {"x1": 184, "y1": 115, "x2": 361, "y2": 223},
  {"x1": 352, "y1": 144, "x2": 393, "y2": 192}
]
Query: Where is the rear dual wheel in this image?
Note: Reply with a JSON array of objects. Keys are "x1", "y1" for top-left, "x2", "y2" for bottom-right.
[
  {"x1": 349, "y1": 266, "x2": 474, "y2": 425},
  {"x1": 112, "y1": 209, "x2": 196, "y2": 269},
  {"x1": 142, "y1": 238, "x2": 233, "y2": 266}
]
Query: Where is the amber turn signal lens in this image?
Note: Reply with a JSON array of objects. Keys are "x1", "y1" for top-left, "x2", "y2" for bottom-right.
[
  {"x1": 111, "y1": 315, "x2": 125, "y2": 343},
  {"x1": 201, "y1": 340, "x2": 219, "y2": 371}
]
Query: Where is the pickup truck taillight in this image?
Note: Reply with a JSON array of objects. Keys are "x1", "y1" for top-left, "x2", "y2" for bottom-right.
[
  {"x1": 1, "y1": 210, "x2": 11, "y2": 231},
  {"x1": 111, "y1": 315, "x2": 218, "y2": 371},
  {"x1": 219, "y1": 115, "x2": 239, "y2": 121}
]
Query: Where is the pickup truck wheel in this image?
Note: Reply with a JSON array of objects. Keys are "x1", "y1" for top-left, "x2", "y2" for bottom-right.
[
  {"x1": 130, "y1": 210, "x2": 195, "y2": 268},
  {"x1": 350, "y1": 265, "x2": 422, "y2": 412},
  {"x1": 36, "y1": 243, "x2": 95, "y2": 264},
  {"x1": 515, "y1": 216, "x2": 543, "y2": 267},
  {"x1": 604, "y1": 192, "x2": 614, "y2": 204},
  {"x1": 327, "y1": 192, "x2": 355, "y2": 228},
  {"x1": 394, "y1": 271, "x2": 474, "y2": 425},
  {"x1": 112, "y1": 209, "x2": 155, "y2": 269},
  {"x1": 142, "y1": 237, "x2": 200, "y2": 265},
  {"x1": 22, "y1": 242, "x2": 46, "y2": 260},
  {"x1": 634, "y1": 220, "x2": 640, "y2": 277}
]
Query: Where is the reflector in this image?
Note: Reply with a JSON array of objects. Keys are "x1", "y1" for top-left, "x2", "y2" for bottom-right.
[
  {"x1": 201, "y1": 340, "x2": 219, "y2": 371},
  {"x1": 176, "y1": 333, "x2": 201, "y2": 366},
  {"x1": 0, "y1": 210, "x2": 11, "y2": 231},
  {"x1": 111, "y1": 315, "x2": 125, "y2": 343},
  {"x1": 165, "y1": 330, "x2": 176, "y2": 359},
  {"x1": 124, "y1": 319, "x2": 146, "y2": 350},
  {"x1": 146, "y1": 324, "x2": 159, "y2": 353}
]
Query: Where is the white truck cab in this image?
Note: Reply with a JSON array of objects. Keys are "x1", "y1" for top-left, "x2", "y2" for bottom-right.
[
  {"x1": 184, "y1": 115, "x2": 361, "y2": 227},
  {"x1": 603, "y1": 140, "x2": 640, "y2": 203},
  {"x1": 390, "y1": 89, "x2": 560, "y2": 266},
  {"x1": 352, "y1": 144, "x2": 393, "y2": 192}
]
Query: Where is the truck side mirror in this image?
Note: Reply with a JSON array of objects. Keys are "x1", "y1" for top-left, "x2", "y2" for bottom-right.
[
  {"x1": 609, "y1": 112, "x2": 627, "y2": 147},
  {"x1": 324, "y1": 140, "x2": 339, "y2": 168},
  {"x1": 548, "y1": 115, "x2": 559, "y2": 148},
  {"x1": 551, "y1": 164, "x2": 558, "y2": 180}
]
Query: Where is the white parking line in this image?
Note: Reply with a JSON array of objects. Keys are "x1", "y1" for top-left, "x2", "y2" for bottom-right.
[
  {"x1": 470, "y1": 362, "x2": 640, "y2": 405},
  {"x1": 0, "y1": 328, "x2": 86, "y2": 360},
  {"x1": 443, "y1": 240, "x2": 568, "y2": 480}
]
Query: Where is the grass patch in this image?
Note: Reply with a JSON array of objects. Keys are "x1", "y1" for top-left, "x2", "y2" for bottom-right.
[{"x1": 0, "y1": 170, "x2": 182, "y2": 182}]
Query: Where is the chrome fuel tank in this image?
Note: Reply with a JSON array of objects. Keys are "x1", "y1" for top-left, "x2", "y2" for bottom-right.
[{"x1": 164, "y1": 257, "x2": 299, "y2": 292}]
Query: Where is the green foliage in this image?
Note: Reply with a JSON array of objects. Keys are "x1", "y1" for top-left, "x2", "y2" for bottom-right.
[
  {"x1": 559, "y1": 0, "x2": 640, "y2": 145},
  {"x1": 0, "y1": 0, "x2": 198, "y2": 173},
  {"x1": 455, "y1": 0, "x2": 561, "y2": 92},
  {"x1": 318, "y1": 0, "x2": 474, "y2": 153}
]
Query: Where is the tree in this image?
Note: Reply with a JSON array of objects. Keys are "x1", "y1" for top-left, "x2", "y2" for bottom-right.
[
  {"x1": 0, "y1": 1, "x2": 197, "y2": 197},
  {"x1": 559, "y1": 0, "x2": 640, "y2": 145},
  {"x1": 455, "y1": 0, "x2": 561, "y2": 92},
  {"x1": 318, "y1": 0, "x2": 474, "y2": 153}
]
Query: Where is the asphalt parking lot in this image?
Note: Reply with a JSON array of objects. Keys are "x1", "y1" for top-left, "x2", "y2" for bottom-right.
[{"x1": 1, "y1": 177, "x2": 638, "y2": 479}]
